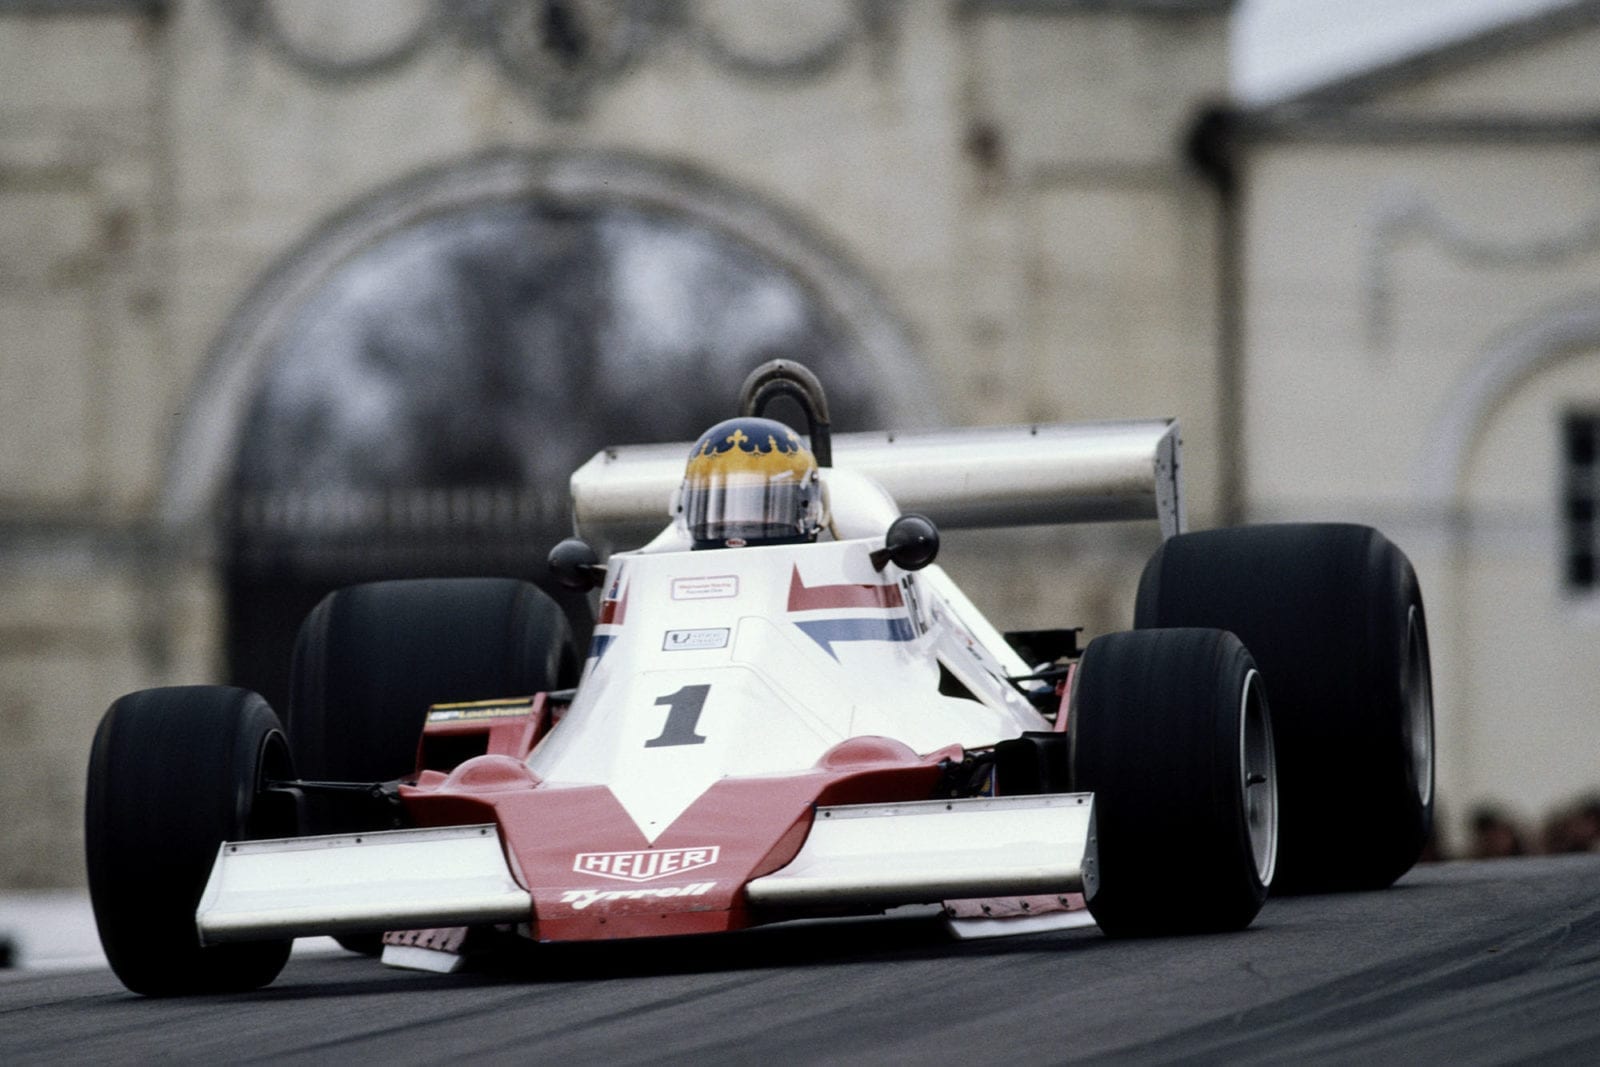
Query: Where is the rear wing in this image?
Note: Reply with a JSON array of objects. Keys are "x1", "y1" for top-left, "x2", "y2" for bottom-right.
[{"x1": 570, "y1": 419, "x2": 1184, "y2": 549}]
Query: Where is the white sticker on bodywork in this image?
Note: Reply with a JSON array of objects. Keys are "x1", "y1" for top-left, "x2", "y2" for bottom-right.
[
  {"x1": 671, "y1": 576, "x2": 739, "y2": 600},
  {"x1": 662, "y1": 628, "x2": 730, "y2": 651}
]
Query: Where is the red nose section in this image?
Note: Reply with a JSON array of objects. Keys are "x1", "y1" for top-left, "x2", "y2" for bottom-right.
[
  {"x1": 816, "y1": 735, "x2": 921, "y2": 770},
  {"x1": 442, "y1": 755, "x2": 542, "y2": 793},
  {"x1": 401, "y1": 753, "x2": 949, "y2": 942}
]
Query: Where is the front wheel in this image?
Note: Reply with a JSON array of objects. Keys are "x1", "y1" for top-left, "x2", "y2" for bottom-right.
[
  {"x1": 85, "y1": 686, "x2": 296, "y2": 995},
  {"x1": 1070, "y1": 628, "x2": 1277, "y2": 937}
]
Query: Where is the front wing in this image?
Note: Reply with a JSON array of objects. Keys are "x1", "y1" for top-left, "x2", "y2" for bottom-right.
[{"x1": 196, "y1": 794, "x2": 1097, "y2": 944}]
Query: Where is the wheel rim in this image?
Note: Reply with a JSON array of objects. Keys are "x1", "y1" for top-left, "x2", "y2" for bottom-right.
[
  {"x1": 1239, "y1": 669, "x2": 1278, "y2": 885},
  {"x1": 1402, "y1": 606, "x2": 1434, "y2": 808},
  {"x1": 248, "y1": 729, "x2": 297, "y2": 840}
]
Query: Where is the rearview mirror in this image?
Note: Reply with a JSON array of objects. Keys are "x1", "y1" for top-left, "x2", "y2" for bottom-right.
[
  {"x1": 548, "y1": 538, "x2": 606, "y2": 591},
  {"x1": 870, "y1": 514, "x2": 939, "y2": 572}
]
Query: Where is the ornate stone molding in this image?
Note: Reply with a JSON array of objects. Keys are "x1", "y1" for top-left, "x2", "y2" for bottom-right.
[
  {"x1": 216, "y1": 0, "x2": 899, "y2": 119},
  {"x1": 1365, "y1": 180, "x2": 1600, "y2": 355}
]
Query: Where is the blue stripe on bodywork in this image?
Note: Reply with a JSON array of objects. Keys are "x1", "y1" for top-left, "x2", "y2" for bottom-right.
[
  {"x1": 795, "y1": 617, "x2": 916, "y2": 660},
  {"x1": 588, "y1": 633, "x2": 616, "y2": 662}
]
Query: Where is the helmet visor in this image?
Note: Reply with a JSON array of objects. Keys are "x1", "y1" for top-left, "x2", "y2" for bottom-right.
[{"x1": 682, "y1": 470, "x2": 817, "y2": 546}]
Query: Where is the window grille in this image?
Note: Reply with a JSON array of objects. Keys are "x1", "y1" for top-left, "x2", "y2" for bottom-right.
[{"x1": 1563, "y1": 412, "x2": 1600, "y2": 590}]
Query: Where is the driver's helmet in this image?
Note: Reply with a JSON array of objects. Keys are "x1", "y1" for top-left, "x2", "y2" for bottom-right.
[{"x1": 677, "y1": 417, "x2": 823, "y2": 549}]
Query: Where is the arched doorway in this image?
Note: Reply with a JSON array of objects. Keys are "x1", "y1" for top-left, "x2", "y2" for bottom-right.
[{"x1": 164, "y1": 151, "x2": 933, "y2": 710}]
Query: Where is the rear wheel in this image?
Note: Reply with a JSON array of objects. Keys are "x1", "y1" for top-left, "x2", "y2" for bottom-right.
[
  {"x1": 85, "y1": 686, "x2": 295, "y2": 995},
  {"x1": 288, "y1": 577, "x2": 576, "y2": 788},
  {"x1": 1070, "y1": 628, "x2": 1277, "y2": 937},
  {"x1": 1135, "y1": 524, "x2": 1433, "y2": 892}
]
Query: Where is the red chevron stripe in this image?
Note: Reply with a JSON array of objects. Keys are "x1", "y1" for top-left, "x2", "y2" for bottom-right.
[{"x1": 787, "y1": 566, "x2": 904, "y2": 611}]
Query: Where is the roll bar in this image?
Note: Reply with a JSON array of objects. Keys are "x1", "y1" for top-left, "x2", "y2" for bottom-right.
[{"x1": 738, "y1": 360, "x2": 833, "y2": 467}]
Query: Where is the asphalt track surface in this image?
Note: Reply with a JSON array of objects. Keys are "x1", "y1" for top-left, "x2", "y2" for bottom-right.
[{"x1": 3, "y1": 854, "x2": 1598, "y2": 1065}]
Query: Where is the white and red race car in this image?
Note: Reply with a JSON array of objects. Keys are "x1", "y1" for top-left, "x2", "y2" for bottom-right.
[{"x1": 86, "y1": 362, "x2": 1434, "y2": 995}]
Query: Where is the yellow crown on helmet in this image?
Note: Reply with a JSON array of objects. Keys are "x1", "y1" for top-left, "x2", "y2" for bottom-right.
[{"x1": 678, "y1": 417, "x2": 822, "y2": 548}]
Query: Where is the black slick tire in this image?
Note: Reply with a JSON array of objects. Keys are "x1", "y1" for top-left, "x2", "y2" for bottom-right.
[
  {"x1": 1135, "y1": 523, "x2": 1434, "y2": 892},
  {"x1": 85, "y1": 686, "x2": 295, "y2": 996},
  {"x1": 1070, "y1": 628, "x2": 1277, "y2": 937},
  {"x1": 287, "y1": 577, "x2": 576, "y2": 787}
]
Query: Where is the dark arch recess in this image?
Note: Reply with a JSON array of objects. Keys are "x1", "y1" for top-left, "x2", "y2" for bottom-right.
[{"x1": 160, "y1": 150, "x2": 933, "y2": 709}]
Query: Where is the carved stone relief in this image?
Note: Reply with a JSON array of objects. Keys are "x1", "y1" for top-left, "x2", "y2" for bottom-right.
[
  {"x1": 1365, "y1": 178, "x2": 1600, "y2": 355},
  {"x1": 217, "y1": 0, "x2": 899, "y2": 118}
]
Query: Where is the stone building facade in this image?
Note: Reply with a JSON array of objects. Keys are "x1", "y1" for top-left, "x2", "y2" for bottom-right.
[
  {"x1": 0, "y1": 0, "x2": 1232, "y2": 886},
  {"x1": 1228, "y1": 1, "x2": 1600, "y2": 850}
]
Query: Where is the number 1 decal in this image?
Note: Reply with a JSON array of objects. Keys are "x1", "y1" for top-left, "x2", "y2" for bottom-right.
[{"x1": 645, "y1": 684, "x2": 710, "y2": 748}]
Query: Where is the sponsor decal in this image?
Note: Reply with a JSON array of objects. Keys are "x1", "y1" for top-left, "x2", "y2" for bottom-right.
[
  {"x1": 671, "y1": 575, "x2": 739, "y2": 601},
  {"x1": 662, "y1": 628, "x2": 730, "y2": 651},
  {"x1": 560, "y1": 882, "x2": 717, "y2": 911},
  {"x1": 574, "y1": 846, "x2": 720, "y2": 882},
  {"x1": 425, "y1": 701, "x2": 532, "y2": 723},
  {"x1": 786, "y1": 566, "x2": 904, "y2": 612}
]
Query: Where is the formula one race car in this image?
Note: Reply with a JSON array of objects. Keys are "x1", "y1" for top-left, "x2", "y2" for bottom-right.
[{"x1": 85, "y1": 361, "x2": 1435, "y2": 995}]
